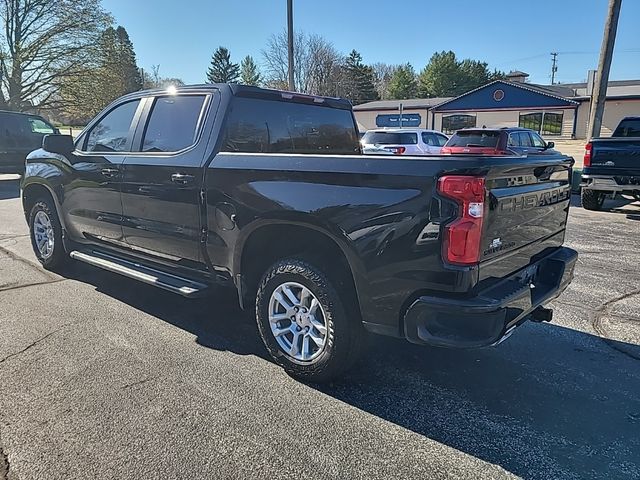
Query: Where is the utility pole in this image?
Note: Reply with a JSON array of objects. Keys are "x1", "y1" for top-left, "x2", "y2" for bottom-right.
[
  {"x1": 588, "y1": 0, "x2": 622, "y2": 140},
  {"x1": 550, "y1": 52, "x2": 558, "y2": 85},
  {"x1": 287, "y1": 0, "x2": 295, "y2": 91}
]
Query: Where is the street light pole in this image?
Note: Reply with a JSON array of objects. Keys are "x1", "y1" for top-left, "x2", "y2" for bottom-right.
[
  {"x1": 287, "y1": 0, "x2": 294, "y2": 91},
  {"x1": 588, "y1": 0, "x2": 622, "y2": 140}
]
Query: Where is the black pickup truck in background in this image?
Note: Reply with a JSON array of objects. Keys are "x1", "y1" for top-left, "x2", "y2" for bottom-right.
[
  {"x1": 21, "y1": 84, "x2": 577, "y2": 381},
  {"x1": 581, "y1": 116, "x2": 640, "y2": 210}
]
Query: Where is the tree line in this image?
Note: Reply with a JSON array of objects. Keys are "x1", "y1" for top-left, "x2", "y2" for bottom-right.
[
  {"x1": 206, "y1": 33, "x2": 505, "y2": 104},
  {"x1": 0, "y1": 0, "x2": 504, "y2": 125}
]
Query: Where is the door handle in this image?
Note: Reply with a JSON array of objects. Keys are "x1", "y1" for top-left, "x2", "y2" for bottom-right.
[
  {"x1": 171, "y1": 173, "x2": 195, "y2": 184},
  {"x1": 101, "y1": 168, "x2": 119, "y2": 178}
]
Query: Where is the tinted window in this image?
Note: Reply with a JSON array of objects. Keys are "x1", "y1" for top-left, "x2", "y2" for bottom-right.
[
  {"x1": 447, "y1": 130, "x2": 500, "y2": 148},
  {"x1": 224, "y1": 97, "x2": 359, "y2": 154},
  {"x1": 362, "y1": 131, "x2": 418, "y2": 145},
  {"x1": 421, "y1": 132, "x2": 436, "y2": 146},
  {"x1": 541, "y1": 112, "x2": 563, "y2": 136},
  {"x1": 85, "y1": 100, "x2": 140, "y2": 152},
  {"x1": 517, "y1": 132, "x2": 532, "y2": 147},
  {"x1": 442, "y1": 114, "x2": 476, "y2": 134},
  {"x1": 519, "y1": 112, "x2": 542, "y2": 132},
  {"x1": 613, "y1": 119, "x2": 640, "y2": 137},
  {"x1": 141, "y1": 95, "x2": 206, "y2": 152}
]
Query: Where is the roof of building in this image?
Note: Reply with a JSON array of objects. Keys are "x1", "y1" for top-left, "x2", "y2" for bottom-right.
[
  {"x1": 352, "y1": 97, "x2": 452, "y2": 111},
  {"x1": 506, "y1": 70, "x2": 530, "y2": 77},
  {"x1": 353, "y1": 79, "x2": 640, "y2": 112}
]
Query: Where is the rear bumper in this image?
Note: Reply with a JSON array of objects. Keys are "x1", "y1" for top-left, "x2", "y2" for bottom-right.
[
  {"x1": 403, "y1": 247, "x2": 578, "y2": 348},
  {"x1": 581, "y1": 174, "x2": 640, "y2": 193}
]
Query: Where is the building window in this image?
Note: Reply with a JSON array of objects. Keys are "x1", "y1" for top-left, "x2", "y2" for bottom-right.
[
  {"x1": 541, "y1": 112, "x2": 563, "y2": 136},
  {"x1": 519, "y1": 112, "x2": 542, "y2": 132},
  {"x1": 519, "y1": 111, "x2": 564, "y2": 136},
  {"x1": 441, "y1": 114, "x2": 476, "y2": 134}
]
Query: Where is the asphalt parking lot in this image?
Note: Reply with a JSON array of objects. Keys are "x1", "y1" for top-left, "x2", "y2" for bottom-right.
[{"x1": 1, "y1": 175, "x2": 639, "y2": 480}]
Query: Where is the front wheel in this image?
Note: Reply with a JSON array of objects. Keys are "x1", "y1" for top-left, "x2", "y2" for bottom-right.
[
  {"x1": 28, "y1": 198, "x2": 68, "y2": 270},
  {"x1": 581, "y1": 189, "x2": 605, "y2": 211},
  {"x1": 255, "y1": 258, "x2": 363, "y2": 382}
]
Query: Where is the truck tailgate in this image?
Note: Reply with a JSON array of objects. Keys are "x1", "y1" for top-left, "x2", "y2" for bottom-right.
[
  {"x1": 590, "y1": 138, "x2": 640, "y2": 176},
  {"x1": 478, "y1": 159, "x2": 572, "y2": 282}
]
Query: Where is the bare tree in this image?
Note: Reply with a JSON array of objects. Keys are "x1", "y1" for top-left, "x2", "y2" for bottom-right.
[
  {"x1": 372, "y1": 62, "x2": 400, "y2": 100},
  {"x1": 262, "y1": 30, "x2": 344, "y2": 96},
  {"x1": 0, "y1": 0, "x2": 111, "y2": 111}
]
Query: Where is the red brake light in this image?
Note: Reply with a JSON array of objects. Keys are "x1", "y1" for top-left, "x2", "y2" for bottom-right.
[
  {"x1": 584, "y1": 142, "x2": 592, "y2": 167},
  {"x1": 393, "y1": 146, "x2": 406, "y2": 155},
  {"x1": 437, "y1": 175, "x2": 486, "y2": 266},
  {"x1": 441, "y1": 146, "x2": 452, "y2": 154}
]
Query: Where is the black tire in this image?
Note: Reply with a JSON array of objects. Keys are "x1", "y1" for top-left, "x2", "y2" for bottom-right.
[
  {"x1": 28, "y1": 197, "x2": 68, "y2": 270},
  {"x1": 255, "y1": 258, "x2": 363, "y2": 383},
  {"x1": 581, "y1": 189, "x2": 605, "y2": 211}
]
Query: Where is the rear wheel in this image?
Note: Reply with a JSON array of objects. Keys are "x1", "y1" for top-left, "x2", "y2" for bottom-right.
[
  {"x1": 28, "y1": 198, "x2": 67, "y2": 270},
  {"x1": 581, "y1": 189, "x2": 605, "y2": 211},
  {"x1": 255, "y1": 258, "x2": 363, "y2": 382}
]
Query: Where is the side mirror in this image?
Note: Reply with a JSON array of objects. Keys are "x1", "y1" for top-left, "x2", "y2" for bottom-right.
[
  {"x1": 545, "y1": 141, "x2": 555, "y2": 150},
  {"x1": 53, "y1": 127, "x2": 61, "y2": 135},
  {"x1": 43, "y1": 134, "x2": 75, "y2": 155}
]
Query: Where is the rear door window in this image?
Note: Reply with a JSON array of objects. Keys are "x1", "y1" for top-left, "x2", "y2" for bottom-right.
[
  {"x1": 362, "y1": 131, "x2": 418, "y2": 145},
  {"x1": 435, "y1": 133, "x2": 448, "y2": 146},
  {"x1": 223, "y1": 97, "x2": 359, "y2": 154},
  {"x1": 517, "y1": 132, "x2": 532, "y2": 147},
  {"x1": 85, "y1": 100, "x2": 141, "y2": 152},
  {"x1": 447, "y1": 131, "x2": 500, "y2": 148},
  {"x1": 140, "y1": 95, "x2": 207, "y2": 152}
]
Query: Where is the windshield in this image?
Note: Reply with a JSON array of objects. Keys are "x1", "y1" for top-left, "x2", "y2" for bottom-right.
[
  {"x1": 447, "y1": 130, "x2": 500, "y2": 147},
  {"x1": 362, "y1": 131, "x2": 418, "y2": 145}
]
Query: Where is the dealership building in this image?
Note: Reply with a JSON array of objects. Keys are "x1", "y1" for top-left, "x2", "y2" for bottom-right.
[{"x1": 353, "y1": 72, "x2": 640, "y2": 139}]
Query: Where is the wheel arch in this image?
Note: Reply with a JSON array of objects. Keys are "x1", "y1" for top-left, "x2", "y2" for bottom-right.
[
  {"x1": 21, "y1": 180, "x2": 66, "y2": 230},
  {"x1": 235, "y1": 220, "x2": 366, "y2": 317}
]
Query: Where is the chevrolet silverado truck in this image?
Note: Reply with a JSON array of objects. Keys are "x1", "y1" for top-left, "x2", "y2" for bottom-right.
[
  {"x1": 581, "y1": 116, "x2": 640, "y2": 210},
  {"x1": 21, "y1": 84, "x2": 577, "y2": 382}
]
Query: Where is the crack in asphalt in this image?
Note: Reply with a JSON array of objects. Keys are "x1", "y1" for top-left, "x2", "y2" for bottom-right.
[
  {"x1": 121, "y1": 376, "x2": 159, "y2": 390},
  {"x1": 592, "y1": 289, "x2": 640, "y2": 361},
  {"x1": 0, "y1": 244, "x2": 60, "y2": 280},
  {"x1": 0, "y1": 320, "x2": 81, "y2": 366},
  {"x1": 0, "y1": 278, "x2": 67, "y2": 293}
]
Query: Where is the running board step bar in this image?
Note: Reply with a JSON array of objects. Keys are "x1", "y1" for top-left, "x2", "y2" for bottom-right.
[{"x1": 69, "y1": 250, "x2": 208, "y2": 298}]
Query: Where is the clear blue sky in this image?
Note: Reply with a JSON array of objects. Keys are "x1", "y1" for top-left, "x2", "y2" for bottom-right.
[{"x1": 103, "y1": 0, "x2": 640, "y2": 86}]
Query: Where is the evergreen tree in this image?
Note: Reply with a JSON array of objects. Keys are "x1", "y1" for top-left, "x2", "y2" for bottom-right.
[
  {"x1": 417, "y1": 51, "x2": 505, "y2": 97},
  {"x1": 342, "y1": 50, "x2": 378, "y2": 105},
  {"x1": 240, "y1": 55, "x2": 261, "y2": 86},
  {"x1": 206, "y1": 47, "x2": 239, "y2": 83},
  {"x1": 115, "y1": 26, "x2": 143, "y2": 93},
  {"x1": 388, "y1": 63, "x2": 417, "y2": 100}
]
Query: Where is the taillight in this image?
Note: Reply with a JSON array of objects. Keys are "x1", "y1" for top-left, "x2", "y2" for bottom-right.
[
  {"x1": 390, "y1": 146, "x2": 406, "y2": 155},
  {"x1": 584, "y1": 142, "x2": 592, "y2": 167},
  {"x1": 437, "y1": 175, "x2": 486, "y2": 266},
  {"x1": 441, "y1": 146, "x2": 452, "y2": 154}
]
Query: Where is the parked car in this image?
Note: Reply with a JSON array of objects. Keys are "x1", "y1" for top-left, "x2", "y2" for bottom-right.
[
  {"x1": 21, "y1": 84, "x2": 577, "y2": 382},
  {"x1": 441, "y1": 127, "x2": 557, "y2": 156},
  {"x1": 0, "y1": 110, "x2": 58, "y2": 174},
  {"x1": 581, "y1": 116, "x2": 640, "y2": 210},
  {"x1": 361, "y1": 128, "x2": 449, "y2": 155}
]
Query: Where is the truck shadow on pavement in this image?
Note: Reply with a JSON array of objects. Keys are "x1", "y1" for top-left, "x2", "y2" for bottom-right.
[
  {"x1": 62, "y1": 261, "x2": 640, "y2": 480},
  {"x1": 0, "y1": 177, "x2": 20, "y2": 200}
]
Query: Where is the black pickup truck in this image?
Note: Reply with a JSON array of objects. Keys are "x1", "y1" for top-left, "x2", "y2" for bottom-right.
[
  {"x1": 581, "y1": 116, "x2": 640, "y2": 210},
  {"x1": 21, "y1": 84, "x2": 577, "y2": 381}
]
